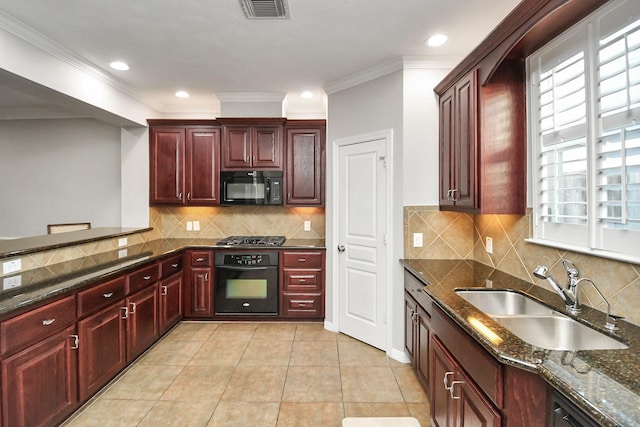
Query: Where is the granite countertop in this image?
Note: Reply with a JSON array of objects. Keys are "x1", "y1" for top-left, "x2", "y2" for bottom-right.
[
  {"x1": 400, "y1": 259, "x2": 640, "y2": 427},
  {"x1": 0, "y1": 237, "x2": 326, "y2": 318}
]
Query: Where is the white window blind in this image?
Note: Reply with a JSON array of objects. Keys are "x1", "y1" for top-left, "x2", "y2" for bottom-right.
[{"x1": 528, "y1": 0, "x2": 640, "y2": 260}]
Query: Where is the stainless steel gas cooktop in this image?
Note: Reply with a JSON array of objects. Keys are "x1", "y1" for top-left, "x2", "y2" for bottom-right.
[{"x1": 216, "y1": 235, "x2": 286, "y2": 247}]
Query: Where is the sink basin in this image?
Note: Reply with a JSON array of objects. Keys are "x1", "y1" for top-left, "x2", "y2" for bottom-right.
[
  {"x1": 455, "y1": 289, "x2": 628, "y2": 351},
  {"x1": 493, "y1": 314, "x2": 628, "y2": 351},
  {"x1": 455, "y1": 289, "x2": 555, "y2": 316}
]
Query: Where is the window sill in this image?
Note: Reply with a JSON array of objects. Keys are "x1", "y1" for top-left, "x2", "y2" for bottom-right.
[{"x1": 525, "y1": 238, "x2": 640, "y2": 265}]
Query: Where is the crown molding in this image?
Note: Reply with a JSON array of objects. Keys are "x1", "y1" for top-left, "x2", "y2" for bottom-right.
[
  {"x1": 0, "y1": 10, "x2": 159, "y2": 111},
  {"x1": 324, "y1": 56, "x2": 461, "y2": 95},
  {"x1": 215, "y1": 92, "x2": 287, "y2": 102}
]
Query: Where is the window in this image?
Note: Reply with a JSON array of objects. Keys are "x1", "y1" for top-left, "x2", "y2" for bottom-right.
[{"x1": 528, "y1": 0, "x2": 640, "y2": 261}]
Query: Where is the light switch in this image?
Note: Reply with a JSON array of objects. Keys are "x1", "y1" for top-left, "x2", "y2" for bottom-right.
[
  {"x1": 193, "y1": 221, "x2": 200, "y2": 231},
  {"x1": 186, "y1": 221, "x2": 193, "y2": 231},
  {"x1": 304, "y1": 221, "x2": 311, "y2": 232},
  {"x1": 413, "y1": 233, "x2": 423, "y2": 247},
  {"x1": 118, "y1": 238, "x2": 128, "y2": 247},
  {"x1": 2, "y1": 259, "x2": 21, "y2": 275},
  {"x1": 486, "y1": 237, "x2": 493, "y2": 254}
]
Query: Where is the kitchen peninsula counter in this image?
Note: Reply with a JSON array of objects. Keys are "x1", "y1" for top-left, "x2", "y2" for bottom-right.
[
  {"x1": 400, "y1": 258, "x2": 640, "y2": 427},
  {"x1": 0, "y1": 238, "x2": 326, "y2": 318}
]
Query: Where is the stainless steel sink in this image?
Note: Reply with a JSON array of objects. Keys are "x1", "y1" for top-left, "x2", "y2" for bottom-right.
[
  {"x1": 492, "y1": 314, "x2": 628, "y2": 351},
  {"x1": 455, "y1": 289, "x2": 628, "y2": 351},
  {"x1": 455, "y1": 289, "x2": 555, "y2": 315}
]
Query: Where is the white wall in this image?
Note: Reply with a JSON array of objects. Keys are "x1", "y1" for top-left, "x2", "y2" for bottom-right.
[
  {"x1": 0, "y1": 118, "x2": 122, "y2": 238},
  {"x1": 326, "y1": 70, "x2": 406, "y2": 358}
]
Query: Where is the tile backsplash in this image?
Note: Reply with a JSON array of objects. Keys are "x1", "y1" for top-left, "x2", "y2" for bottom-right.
[{"x1": 404, "y1": 205, "x2": 640, "y2": 326}]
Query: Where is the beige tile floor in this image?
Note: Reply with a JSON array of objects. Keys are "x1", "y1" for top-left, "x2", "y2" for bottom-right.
[{"x1": 63, "y1": 322, "x2": 430, "y2": 427}]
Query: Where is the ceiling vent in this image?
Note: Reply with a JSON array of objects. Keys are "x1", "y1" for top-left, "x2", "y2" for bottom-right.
[{"x1": 239, "y1": 0, "x2": 289, "y2": 19}]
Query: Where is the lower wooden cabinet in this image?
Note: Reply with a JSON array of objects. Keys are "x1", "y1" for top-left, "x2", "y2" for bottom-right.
[
  {"x1": 430, "y1": 336, "x2": 500, "y2": 427},
  {"x1": 2, "y1": 325, "x2": 78, "y2": 427},
  {"x1": 280, "y1": 250, "x2": 325, "y2": 318},
  {"x1": 184, "y1": 251, "x2": 214, "y2": 318},
  {"x1": 125, "y1": 285, "x2": 159, "y2": 362},
  {"x1": 77, "y1": 301, "x2": 127, "y2": 401},
  {"x1": 159, "y1": 271, "x2": 183, "y2": 334}
]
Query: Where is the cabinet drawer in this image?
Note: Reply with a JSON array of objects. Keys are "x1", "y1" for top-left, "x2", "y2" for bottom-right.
[
  {"x1": 282, "y1": 251, "x2": 323, "y2": 268},
  {"x1": 127, "y1": 264, "x2": 159, "y2": 294},
  {"x1": 190, "y1": 251, "x2": 212, "y2": 267},
  {"x1": 282, "y1": 293, "x2": 322, "y2": 317},
  {"x1": 282, "y1": 269, "x2": 322, "y2": 292},
  {"x1": 77, "y1": 276, "x2": 126, "y2": 317},
  {"x1": 432, "y1": 305, "x2": 503, "y2": 407},
  {"x1": 1, "y1": 295, "x2": 76, "y2": 356},
  {"x1": 160, "y1": 255, "x2": 183, "y2": 279}
]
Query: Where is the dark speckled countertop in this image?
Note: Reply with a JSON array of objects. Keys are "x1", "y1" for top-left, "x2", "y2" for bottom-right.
[
  {"x1": 400, "y1": 259, "x2": 640, "y2": 427},
  {"x1": 0, "y1": 238, "x2": 325, "y2": 318}
]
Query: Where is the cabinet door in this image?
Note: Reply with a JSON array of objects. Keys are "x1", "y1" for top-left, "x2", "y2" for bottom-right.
[
  {"x1": 285, "y1": 127, "x2": 324, "y2": 205},
  {"x1": 416, "y1": 305, "x2": 430, "y2": 390},
  {"x1": 252, "y1": 126, "x2": 283, "y2": 169},
  {"x1": 150, "y1": 127, "x2": 186, "y2": 205},
  {"x1": 159, "y1": 272, "x2": 183, "y2": 335},
  {"x1": 186, "y1": 127, "x2": 221, "y2": 204},
  {"x1": 222, "y1": 126, "x2": 252, "y2": 169},
  {"x1": 78, "y1": 303, "x2": 126, "y2": 401},
  {"x1": 454, "y1": 369, "x2": 501, "y2": 427},
  {"x1": 185, "y1": 267, "x2": 213, "y2": 317},
  {"x1": 439, "y1": 87, "x2": 455, "y2": 207},
  {"x1": 404, "y1": 295, "x2": 417, "y2": 362},
  {"x1": 453, "y1": 72, "x2": 477, "y2": 209},
  {"x1": 2, "y1": 325, "x2": 78, "y2": 427},
  {"x1": 431, "y1": 336, "x2": 457, "y2": 427},
  {"x1": 126, "y1": 285, "x2": 159, "y2": 362}
]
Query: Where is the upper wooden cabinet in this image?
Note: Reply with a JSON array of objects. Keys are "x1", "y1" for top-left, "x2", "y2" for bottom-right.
[
  {"x1": 284, "y1": 120, "x2": 326, "y2": 206},
  {"x1": 149, "y1": 120, "x2": 221, "y2": 206},
  {"x1": 435, "y1": 0, "x2": 608, "y2": 214},
  {"x1": 218, "y1": 118, "x2": 285, "y2": 171}
]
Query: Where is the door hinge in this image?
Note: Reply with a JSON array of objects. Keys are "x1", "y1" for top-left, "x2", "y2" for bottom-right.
[{"x1": 379, "y1": 155, "x2": 387, "y2": 167}]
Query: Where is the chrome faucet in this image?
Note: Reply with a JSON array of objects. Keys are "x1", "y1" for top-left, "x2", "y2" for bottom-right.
[{"x1": 533, "y1": 260, "x2": 624, "y2": 330}]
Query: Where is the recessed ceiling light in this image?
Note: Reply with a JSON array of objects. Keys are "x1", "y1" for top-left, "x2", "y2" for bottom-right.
[
  {"x1": 426, "y1": 34, "x2": 448, "y2": 47},
  {"x1": 300, "y1": 91, "x2": 313, "y2": 99},
  {"x1": 175, "y1": 91, "x2": 190, "y2": 98},
  {"x1": 109, "y1": 61, "x2": 130, "y2": 71}
]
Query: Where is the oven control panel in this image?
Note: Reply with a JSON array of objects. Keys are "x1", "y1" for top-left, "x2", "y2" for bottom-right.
[{"x1": 218, "y1": 252, "x2": 279, "y2": 267}]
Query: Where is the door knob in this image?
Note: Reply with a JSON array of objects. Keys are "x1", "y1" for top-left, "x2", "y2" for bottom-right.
[{"x1": 337, "y1": 245, "x2": 345, "y2": 253}]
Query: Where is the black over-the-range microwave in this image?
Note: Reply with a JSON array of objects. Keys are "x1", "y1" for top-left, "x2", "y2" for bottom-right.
[{"x1": 220, "y1": 171, "x2": 283, "y2": 205}]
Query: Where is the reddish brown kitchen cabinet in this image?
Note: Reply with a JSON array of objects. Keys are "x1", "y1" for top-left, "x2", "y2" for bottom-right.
[
  {"x1": 149, "y1": 122, "x2": 221, "y2": 206},
  {"x1": 184, "y1": 251, "x2": 214, "y2": 318},
  {"x1": 280, "y1": 250, "x2": 325, "y2": 318},
  {"x1": 284, "y1": 121, "x2": 325, "y2": 206},
  {"x1": 2, "y1": 325, "x2": 78, "y2": 427},
  {"x1": 125, "y1": 284, "x2": 159, "y2": 361},
  {"x1": 404, "y1": 271, "x2": 432, "y2": 393},
  {"x1": 219, "y1": 118, "x2": 285, "y2": 170},
  {"x1": 77, "y1": 301, "x2": 127, "y2": 401},
  {"x1": 430, "y1": 336, "x2": 501, "y2": 427},
  {"x1": 159, "y1": 271, "x2": 183, "y2": 335}
]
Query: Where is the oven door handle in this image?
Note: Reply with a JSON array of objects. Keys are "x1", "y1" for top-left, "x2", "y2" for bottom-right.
[{"x1": 215, "y1": 265, "x2": 275, "y2": 271}]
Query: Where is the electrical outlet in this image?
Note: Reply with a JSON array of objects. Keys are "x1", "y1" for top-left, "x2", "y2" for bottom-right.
[
  {"x1": 304, "y1": 221, "x2": 311, "y2": 232},
  {"x1": 186, "y1": 221, "x2": 193, "y2": 231},
  {"x1": 486, "y1": 237, "x2": 493, "y2": 254},
  {"x1": 118, "y1": 237, "x2": 128, "y2": 247},
  {"x1": 2, "y1": 259, "x2": 21, "y2": 275},
  {"x1": 193, "y1": 221, "x2": 200, "y2": 231},
  {"x1": 118, "y1": 249, "x2": 128, "y2": 258},
  {"x1": 413, "y1": 233, "x2": 423, "y2": 247},
  {"x1": 485, "y1": 279, "x2": 493, "y2": 288},
  {"x1": 3, "y1": 275, "x2": 21, "y2": 290}
]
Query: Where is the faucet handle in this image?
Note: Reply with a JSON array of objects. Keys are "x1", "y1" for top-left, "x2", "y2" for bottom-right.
[
  {"x1": 605, "y1": 314, "x2": 624, "y2": 331},
  {"x1": 562, "y1": 260, "x2": 579, "y2": 277}
]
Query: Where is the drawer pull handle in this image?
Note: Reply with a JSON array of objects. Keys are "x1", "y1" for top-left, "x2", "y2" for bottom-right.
[
  {"x1": 171, "y1": 263, "x2": 179, "y2": 268},
  {"x1": 196, "y1": 257, "x2": 205, "y2": 262},
  {"x1": 299, "y1": 303, "x2": 306, "y2": 307},
  {"x1": 70, "y1": 335, "x2": 79, "y2": 350},
  {"x1": 129, "y1": 302, "x2": 136, "y2": 314},
  {"x1": 161, "y1": 285, "x2": 168, "y2": 296},
  {"x1": 103, "y1": 292, "x2": 114, "y2": 298},
  {"x1": 443, "y1": 371, "x2": 454, "y2": 390},
  {"x1": 121, "y1": 306, "x2": 128, "y2": 319},
  {"x1": 298, "y1": 258, "x2": 307, "y2": 262},
  {"x1": 291, "y1": 275, "x2": 315, "y2": 279},
  {"x1": 143, "y1": 275, "x2": 152, "y2": 280},
  {"x1": 298, "y1": 279, "x2": 306, "y2": 283},
  {"x1": 449, "y1": 380, "x2": 464, "y2": 400},
  {"x1": 42, "y1": 318, "x2": 56, "y2": 326}
]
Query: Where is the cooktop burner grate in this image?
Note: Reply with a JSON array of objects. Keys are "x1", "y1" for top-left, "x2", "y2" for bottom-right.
[{"x1": 217, "y1": 235, "x2": 286, "y2": 246}]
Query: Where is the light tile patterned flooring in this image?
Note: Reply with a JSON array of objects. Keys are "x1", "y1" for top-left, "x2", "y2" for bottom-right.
[{"x1": 63, "y1": 322, "x2": 430, "y2": 427}]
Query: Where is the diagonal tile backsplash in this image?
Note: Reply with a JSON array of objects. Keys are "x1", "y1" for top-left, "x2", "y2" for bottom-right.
[{"x1": 404, "y1": 206, "x2": 640, "y2": 326}]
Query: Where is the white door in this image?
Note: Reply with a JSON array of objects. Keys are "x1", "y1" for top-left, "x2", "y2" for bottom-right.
[{"x1": 336, "y1": 136, "x2": 387, "y2": 350}]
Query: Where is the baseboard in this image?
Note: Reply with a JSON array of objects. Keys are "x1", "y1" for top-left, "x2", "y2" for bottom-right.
[{"x1": 387, "y1": 346, "x2": 411, "y2": 363}]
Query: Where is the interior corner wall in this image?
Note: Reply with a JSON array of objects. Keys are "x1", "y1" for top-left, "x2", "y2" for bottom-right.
[
  {"x1": 121, "y1": 126, "x2": 150, "y2": 228},
  {"x1": 0, "y1": 118, "x2": 122, "y2": 238},
  {"x1": 326, "y1": 70, "x2": 405, "y2": 356}
]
